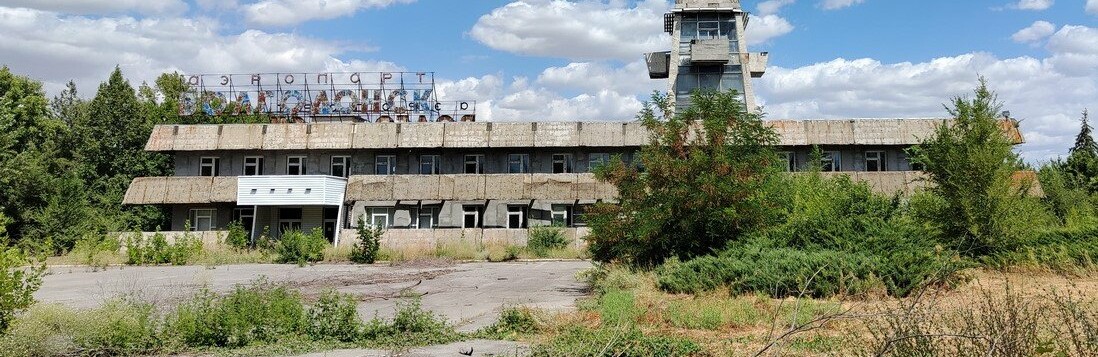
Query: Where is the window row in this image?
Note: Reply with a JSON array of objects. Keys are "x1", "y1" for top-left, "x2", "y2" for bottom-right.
[
  {"x1": 199, "y1": 153, "x2": 614, "y2": 177},
  {"x1": 364, "y1": 204, "x2": 584, "y2": 230},
  {"x1": 778, "y1": 151, "x2": 918, "y2": 172}
]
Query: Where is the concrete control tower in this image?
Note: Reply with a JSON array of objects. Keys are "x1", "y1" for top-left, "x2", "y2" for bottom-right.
[{"x1": 646, "y1": 0, "x2": 768, "y2": 111}]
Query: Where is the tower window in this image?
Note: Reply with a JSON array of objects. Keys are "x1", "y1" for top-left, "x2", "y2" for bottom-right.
[{"x1": 698, "y1": 21, "x2": 720, "y2": 39}]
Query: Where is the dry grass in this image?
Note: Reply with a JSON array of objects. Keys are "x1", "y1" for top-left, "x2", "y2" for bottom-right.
[{"x1": 521, "y1": 267, "x2": 1098, "y2": 356}]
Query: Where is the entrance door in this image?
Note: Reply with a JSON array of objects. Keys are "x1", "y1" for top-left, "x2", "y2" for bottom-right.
[{"x1": 323, "y1": 207, "x2": 338, "y2": 242}]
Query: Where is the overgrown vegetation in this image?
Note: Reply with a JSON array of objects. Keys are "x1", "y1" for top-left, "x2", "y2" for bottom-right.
[
  {"x1": 276, "y1": 229, "x2": 328, "y2": 266},
  {"x1": 0, "y1": 280, "x2": 460, "y2": 356},
  {"x1": 527, "y1": 225, "x2": 570, "y2": 257},
  {"x1": 349, "y1": 216, "x2": 382, "y2": 264},
  {"x1": 123, "y1": 228, "x2": 203, "y2": 266},
  {"x1": 588, "y1": 83, "x2": 1098, "y2": 300}
]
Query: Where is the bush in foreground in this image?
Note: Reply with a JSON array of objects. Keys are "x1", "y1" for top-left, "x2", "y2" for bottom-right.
[
  {"x1": 276, "y1": 229, "x2": 327, "y2": 265},
  {"x1": 350, "y1": 217, "x2": 382, "y2": 264},
  {"x1": 0, "y1": 247, "x2": 45, "y2": 332},
  {"x1": 0, "y1": 280, "x2": 458, "y2": 356}
]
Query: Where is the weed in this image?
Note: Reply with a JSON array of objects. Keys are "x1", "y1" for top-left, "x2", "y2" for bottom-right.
[
  {"x1": 276, "y1": 229, "x2": 327, "y2": 266},
  {"x1": 528, "y1": 225, "x2": 569, "y2": 257}
]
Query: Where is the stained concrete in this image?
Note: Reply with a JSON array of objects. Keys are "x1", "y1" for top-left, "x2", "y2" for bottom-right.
[{"x1": 35, "y1": 261, "x2": 592, "y2": 333}]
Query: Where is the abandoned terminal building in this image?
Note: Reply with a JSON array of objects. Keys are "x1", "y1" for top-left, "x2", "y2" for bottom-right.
[{"x1": 122, "y1": 0, "x2": 1026, "y2": 245}]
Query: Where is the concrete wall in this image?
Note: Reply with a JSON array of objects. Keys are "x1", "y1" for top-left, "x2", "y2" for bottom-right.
[{"x1": 336, "y1": 227, "x2": 591, "y2": 250}]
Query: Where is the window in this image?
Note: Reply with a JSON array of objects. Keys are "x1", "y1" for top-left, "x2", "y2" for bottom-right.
[
  {"x1": 367, "y1": 208, "x2": 390, "y2": 228},
  {"x1": 375, "y1": 155, "x2": 396, "y2": 175},
  {"x1": 551, "y1": 205, "x2": 573, "y2": 227},
  {"x1": 233, "y1": 207, "x2": 255, "y2": 235},
  {"x1": 200, "y1": 157, "x2": 220, "y2": 177},
  {"x1": 462, "y1": 206, "x2": 482, "y2": 228},
  {"x1": 865, "y1": 151, "x2": 885, "y2": 172},
  {"x1": 780, "y1": 152, "x2": 797, "y2": 172},
  {"x1": 189, "y1": 209, "x2": 216, "y2": 231},
  {"x1": 574, "y1": 205, "x2": 590, "y2": 227},
  {"x1": 464, "y1": 154, "x2": 484, "y2": 174},
  {"x1": 552, "y1": 154, "x2": 573, "y2": 174},
  {"x1": 287, "y1": 156, "x2": 307, "y2": 175},
  {"x1": 821, "y1": 152, "x2": 840, "y2": 172},
  {"x1": 697, "y1": 21, "x2": 720, "y2": 39},
  {"x1": 507, "y1": 205, "x2": 527, "y2": 229},
  {"x1": 417, "y1": 207, "x2": 438, "y2": 229},
  {"x1": 243, "y1": 156, "x2": 264, "y2": 176},
  {"x1": 907, "y1": 154, "x2": 925, "y2": 171},
  {"x1": 589, "y1": 153, "x2": 610, "y2": 172},
  {"x1": 330, "y1": 156, "x2": 351, "y2": 178},
  {"x1": 279, "y1": 208, "x2": 302, "y2": 234},
  {"x1": 508, "y1": 154, "x2": 529, "y2": 173},
  {"x1": 420, "y1": 155, "x2": 440, "y2": 175}
]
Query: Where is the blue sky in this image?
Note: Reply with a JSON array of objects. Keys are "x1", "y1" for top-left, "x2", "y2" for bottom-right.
[{"x1": 1, "y1": 0, "x2": 1097, "y2": 162}]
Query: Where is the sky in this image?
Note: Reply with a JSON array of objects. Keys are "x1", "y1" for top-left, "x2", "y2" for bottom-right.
[{"x1": 0, "y1": 0, "x2": 1096, "y2": 163}]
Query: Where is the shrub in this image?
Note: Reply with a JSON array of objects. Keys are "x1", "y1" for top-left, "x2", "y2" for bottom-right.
[
  {"x1": 71, "y1": 299, "x2": 160, "y2": 356},
  {"x1": 350, "y1": 217, "x2": 382, "y2": 264},
  {"x1": 479, "y1": 307, "x2": 541, "y2": 339},
  {"x1": 225, "y1": 220, "x2": 250, "y2": 250},
  {"x1": 0, "y1": 248, "x2": 45, "y2": 332},
  {"x1": 124, "y1": 228, "x2": 203, "y2": 266},
  {"x1": 276, "y1": 229, "x2": 328, "y2": 265},
  {"x1": 527, "y1": 225, "x2": 568, "y2": 257},
  {"x1": 169, "y1": 231, "x2": 203, "y2": 265},
  {"x1": 71, "y1": 233, "x2": 121, "y2": 267},
  {"x1": 307, "y1": 290, "x2": 361, "y2": 342},
  {"x1": 165, "y1": 280, "x2": 307, "y2": 348},
  {"x1": 586, "y1": 90, "x2": 784, "y2": 267}
]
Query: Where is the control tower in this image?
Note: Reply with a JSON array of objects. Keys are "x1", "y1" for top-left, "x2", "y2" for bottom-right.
[{"x1": 646, "y1": 0, "x2": 768, "y2": 112}]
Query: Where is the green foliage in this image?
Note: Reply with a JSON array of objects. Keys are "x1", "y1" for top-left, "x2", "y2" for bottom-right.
[
  {"x1": 0, "y1": 247, "x2": 45, "y2": 332},
  {"x1": 527, "y1": 225, "x2": 569, "y2": 257},
  {"x1": 983, "y1": 226, "x2": 1098, "y2": 273},
  {"x1": 71, "y1": 233, "x2": 121, "y2": 267},
  {"x1": 910, "y1": 79, "x2": 1034, "y2": 256},
  {"x1": 307, "y1": 290, "x2": 361, "y2": 342},
  {"x1": 225, "y1": 220, "x2": 250, "y2": 250},
  {"x1": 276, "y1": 229, "x2": 328, "y2": 265},
  {"x1": 478, "y1": 307, "x2": 541, "y2": 339},
  {"x1": 349, "y1": 217, "x2": 382, "y2": 264},
  {"x1": 71, "y1": 299, "x2": 160, "y2": 356},
  {"x1": 124, "y1": 228, "x2": 203, "y2": 266},
  {"x1": 165, "y1": 280, "x2": 306, "y2": 348},
  {"x1": 587, "y1": 90, "x2": 783, "y2": 267}
]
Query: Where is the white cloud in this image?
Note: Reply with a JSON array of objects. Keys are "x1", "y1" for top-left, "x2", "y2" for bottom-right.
[
  {"x1": 1012, "y1": 20, "x2": 1056, "y2": 44},
  {"x1": 536, "y1": 60, "x2": 662, "y2": 95},
  {"x1": 470, "y1": 0, "x2": 670, "y2": 61},
  {"x1": 746, "y1": 14, "x2": 795, "y2": 46},
  {"x1": 492, "y1": 87, "x2": 645, "y2": 122},
  {"x1": 758, "y1": 0, "x2": 795, "y2": 15},
  {"x1": 0, "y1": 7, "x2": 399, "y2": 95},
  {"x1": 1012, "y1": 0, "x2": 1054, "y2": 10},
  {"x1": 1088, "y1": 0, "x2": 1098, "y2": 14},
  {"x1": 757, "y1": 24, "x2": 1098, "y2": 163},
  {"x1": 242, "y1": 0, "x2": 415, "y2": 27},
  {"x1": 1, "y1": 0, "x2": 187, "y2": 15},
  {"x1": 819, "y1": 0, "x2": 865, "y2": 10}
]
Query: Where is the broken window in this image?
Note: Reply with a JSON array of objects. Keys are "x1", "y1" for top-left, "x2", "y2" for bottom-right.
[
  {"x1": 508, "y1": 154, "x2": 530, "y2": 174},
  {"x1": 200, "y1": 157, "x2": 220, "y2": 177},
  {"x1": 589, "y1": 153, "x2": 610, "y2": 172},
  {"x1": 417, "y1": 207, "x2": 438, "y2": 229},
  {"x1": 553, "y1": 154, "x2": 573, "y2": 174},
  {"x1": 287, "y1": 156, "x2": 307, "y2": 175},
  {"x1": 367, "y1": 208, "x2": 390, "y2": 228},
  {"x1": 551, "y1": 205, "x2": 572, "y2": 227},
  {"x1": 243, "y1": 156, "x2": 263, "y2": 176},
  {"x1": 780, "y1": 152, "x2": 797, "y2": 172},
  {"x1": 821, "y1": 152, "x2": 840, "y2": 172},
  {"x1": 462, "y1": 205, "x2": 481, "y2": 228},
  {"x1": 507, "y1": 205, "x2": 527, "y2": 229},
  {"x1": 279, "y1": 208, "x2": 303, "y2": 234},
  {"x1": 865, "y1": 151, "x2": 885, "y2": 172},
  {"x1": 189, "y1": 209, "x2": 216, "y2": 231},
  {"x1": 464, "y1": 154, "x2": 484, "y2": 174},
  {"x1": 330, "y1": 156, "x2": 351, "y2": 178},
  {"x1": 375, "y1": 155, "x2": 396, "y2": 175},
  {"x1": 420, "y1": 155, "x2": 440, "y2": 175}
]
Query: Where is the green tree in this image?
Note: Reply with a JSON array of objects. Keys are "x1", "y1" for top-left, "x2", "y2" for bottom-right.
[
  {"x1": 350, "y1": 216, "x2": 382, "y2": 264},
  {"x1": 586, "y1": 90, "x2": 784, "y2": 267},
  {"x1": 0, "y1": 211, "x2": 46, "y2": 332},
  {"x1": 910, "y1": 79, "x2": 1035, "y2": 256},
  {"x1": 1061, "y1": 110, "x2": 1098, "y2": 193},
  {"x1": 75, "y1": 67, "x2": 171, "y2": 232}
]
